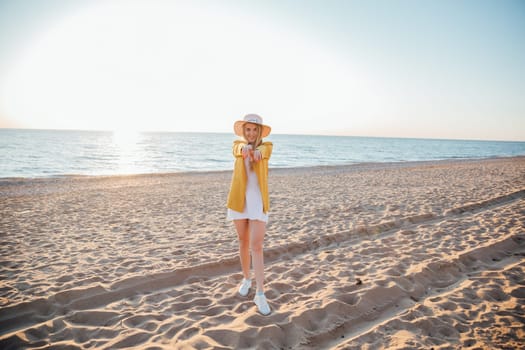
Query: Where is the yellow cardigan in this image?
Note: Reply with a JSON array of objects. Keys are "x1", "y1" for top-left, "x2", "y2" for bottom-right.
[{"x1": 227, "y1": 140, "x2": 273, "y2": 214}]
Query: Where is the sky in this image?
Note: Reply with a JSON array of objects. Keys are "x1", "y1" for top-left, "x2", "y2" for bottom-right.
[{"x1": 0, "y1": 0, "x2": 524, "y2": 141}]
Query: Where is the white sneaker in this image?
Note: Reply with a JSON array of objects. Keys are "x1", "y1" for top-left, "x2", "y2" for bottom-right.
[
  {"x1": 254, "y1": 293, "x2": 271, "y2": 315},
  {"x1": 238, "y1": 278, "x2": 252, "y2": 297}
]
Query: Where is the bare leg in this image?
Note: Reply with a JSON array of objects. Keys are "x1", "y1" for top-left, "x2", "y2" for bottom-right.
[
  {"x1": 234, "y1": 219, "x2": 251, "y2": 279},
  {"x1": 250, "y1": 220, "x2": 266, "y2": 292}
]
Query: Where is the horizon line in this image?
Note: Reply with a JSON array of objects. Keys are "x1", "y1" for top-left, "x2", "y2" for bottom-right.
[{"x1": 0, "y1": 126, "x2": 524, "y2": 143}]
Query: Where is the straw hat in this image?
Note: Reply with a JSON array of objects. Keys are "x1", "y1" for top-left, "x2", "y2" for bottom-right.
[{"x1": 233, "y1": 114, "x2": 271, "y2": 138}]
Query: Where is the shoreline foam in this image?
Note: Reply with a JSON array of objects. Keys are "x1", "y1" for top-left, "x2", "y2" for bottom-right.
[{"x1": 0, "y1": 154, "x2": 524, "y2": 182}]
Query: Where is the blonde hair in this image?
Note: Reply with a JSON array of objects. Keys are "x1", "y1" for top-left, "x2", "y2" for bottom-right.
[
  {"x1": 243, "y1": 123, "x2": 263, "y2": 170},
  {"x1": 243, "y1": 124, "x2": 262, "y2": 147}
]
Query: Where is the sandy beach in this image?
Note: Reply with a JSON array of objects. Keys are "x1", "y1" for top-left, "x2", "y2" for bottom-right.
[{"x1": 1, "y1": 157, "x2": 524, "y2": 349}]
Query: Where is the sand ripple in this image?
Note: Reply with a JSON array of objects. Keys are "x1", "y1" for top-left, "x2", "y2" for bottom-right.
[{"x1": 1, "y1": 157, "x2": 524, "y2": 349}]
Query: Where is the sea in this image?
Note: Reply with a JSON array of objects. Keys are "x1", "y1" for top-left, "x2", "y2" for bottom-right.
[{"x1": 1, "y1": 128, "x2": 524, "y2": 179}]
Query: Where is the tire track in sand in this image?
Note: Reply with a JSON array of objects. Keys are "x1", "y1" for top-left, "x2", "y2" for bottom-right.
[{"x1": 0, "y1": 189, "x2": 524, "y2": 348}]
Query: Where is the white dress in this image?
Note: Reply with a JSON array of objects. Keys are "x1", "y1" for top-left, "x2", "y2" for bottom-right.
[{"x1": 227, "y1": 156, "x2": 269, "y2": 223}]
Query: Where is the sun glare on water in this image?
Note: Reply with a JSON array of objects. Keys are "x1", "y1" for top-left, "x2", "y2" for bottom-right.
[
  {"x1": 111, "y1": 129, "x2": 145, "y2": 174},
  {"x1": 112, "y1": 129, "x2": 141, "y2": 148}
]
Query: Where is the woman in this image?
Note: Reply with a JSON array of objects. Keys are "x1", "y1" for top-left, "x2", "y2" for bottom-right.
[{"x1": 227, "y1": 114, "x2": 273, "y2": 315}]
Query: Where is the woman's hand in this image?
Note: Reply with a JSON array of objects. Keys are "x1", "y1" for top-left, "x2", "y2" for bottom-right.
[
  {"x1": 252, "y1": 149, "x2": 262, "y2": 162},
  {"x1": 242, "y1": 144, "x2": 253, "y2": 159},
  {"x1": 242, "y1": 145, "x2": 261, "y2": 162}
]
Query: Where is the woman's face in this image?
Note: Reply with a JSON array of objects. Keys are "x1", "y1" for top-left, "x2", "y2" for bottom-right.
[{"x1": 244, "y1": 123, "x2": 259, "y2": 143}]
